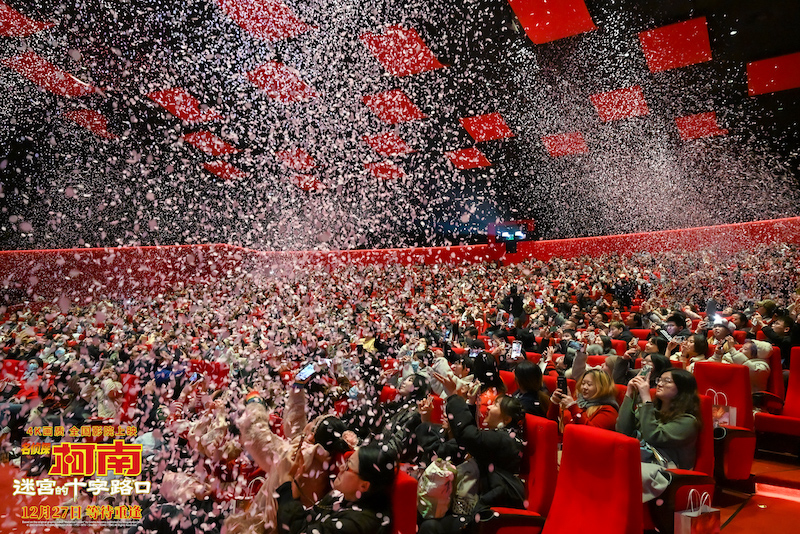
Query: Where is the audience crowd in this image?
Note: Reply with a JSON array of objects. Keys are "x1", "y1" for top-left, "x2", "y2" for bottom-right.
[{"x1": 1, "y1": 242, "x2": 799, "y2": 533}]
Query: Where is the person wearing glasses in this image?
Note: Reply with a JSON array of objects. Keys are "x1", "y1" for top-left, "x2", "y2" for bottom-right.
[
  {"x1": 276, "y1": 444, "x2": 396, "y2": 534},
  {"x1": 616, "y1": 368, "x2": 701, "y2": 508}
]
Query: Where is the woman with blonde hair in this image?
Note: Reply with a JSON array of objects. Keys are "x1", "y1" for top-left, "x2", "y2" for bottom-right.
[{"x1": 547, "y1": 369, "x2": 619, "y2": 431}]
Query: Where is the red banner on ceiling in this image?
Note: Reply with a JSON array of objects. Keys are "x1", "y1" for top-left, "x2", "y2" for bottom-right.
[
  {"x1": 0, "y1": 1, "x2": 54, "y2": 36},
  {"x1": 2, "y1": 52, "x2": 97, "y2": 96},
  {"x1": 459, "y1": 112, "x2": 514, "y2": 142},
  {"x1": 247, "y1": 61, "x2": 317, "y2": 102},
  {"x1": 148, "y1": 88, "x2": 223, "y2": 123},
  {"x1": 362, "y1": 132, "x2": 414, "y2": 157},
  {"x1": 214, "y1": 0, "x2": 310, "y2": 42},
  {"x1": 363, "y1": 89, "x2": 426, "y2": 123},
  {"x1": 639, "y1": 17, "x2": 712, "y2": 73},
  {"x1": 675, "y1": 111, "x2": 728, "y2": 140},
  {"x1": 61, "y1": 109, "x2": 117, "y2": 139},
  {"x1": 203, "y1": 160, "x2": 246, "y2": 180},
  {"x1": 589, "y1": 86, "x2": 649, "y2": 122},
  {"x1": 445, "y1": 148, "x2": 491, "y2": 169},
  {"x1": 508, "y1": 0, "x2": 597, "y2": 44},
  {"x1": 276, "y1": 148, "x2": 316, "y2": 171},
  {"x1": 364, "y1": 161, "x2": 405, "y2": 180},
  {"x1": 183, "y1": 132, "x2": 239, "y2": 155},
  {"x1": 542, "y1": 132, "x2": 588, "y2": 157},
  {"x1": 360, "y1": 25, "x2": 445, "y2": 77},
  {"x1": 747, "y1": 52, "x2": 800, "y2": 96}
]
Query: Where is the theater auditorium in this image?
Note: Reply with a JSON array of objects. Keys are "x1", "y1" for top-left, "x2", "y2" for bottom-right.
[{"x1": 1, "y1": 1, "x2": 800, "y2": 533}]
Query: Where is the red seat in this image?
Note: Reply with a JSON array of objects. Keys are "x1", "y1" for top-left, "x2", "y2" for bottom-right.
[
  {"x1": 610, "y1": 339, "x2": 627, "y2": 355},
  {"x1": 629, "y1": 329, "x2": 651, "y2": 340},
  {"x1": 542, "y1": 375, "x2": 575, "y2": 397},
  {"x1": 731, "y1": 330, "x2": 747, "y2": 344},
  {"x1": 479, "y1": 415, "x2": 559, "y2": 533},
  {"x1": 119, "y1": 373, "x2": 140, "y2": 423},
  {"x1": 525, "y1": 352, "x2": 541, "y2": 364},
  {"x1": 546, "y1": 426, "x2": 642, "y2": 534},
  {"x1": 430, "y1": 395, "x2": 445, "y2": 425},
  {"x1": 391, "y1": 469, "x2": 417, "y2": 534},
  {"x1": 499, "y1": 370, "x2": 517, "y2": 395},
  {"x1": 379, "y1": 385, "x2": 398, "y2": 403},
  {"x1": 694, "y1": 362, "x2": 755, "y2": 481},
  {"x1": 765, "y1": 346, "x2": 785, "y2": 400},
  {"x1": 756, "y1": 351, "x2": 800, "y2": 437},
  {"x1": 1, "y1": 359, "x2": 21, "y2": 379},
  {"x1": 586, "y1": 355, "x2": 607, "y2": 368}
]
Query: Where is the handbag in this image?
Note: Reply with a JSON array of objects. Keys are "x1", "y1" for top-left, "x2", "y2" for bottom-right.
[
  {"x1": 452, "y1": 457, "x2": 480, "y2": 515},
  {"x1": 706, "y1": 389, "x2": 737, "y2": 427},
  {"x1": 417, "y1": 458, "x2": 457, "y2": 519},
  {"x1": 674, "y1": 489, "x2": 720, "y2": 534}
]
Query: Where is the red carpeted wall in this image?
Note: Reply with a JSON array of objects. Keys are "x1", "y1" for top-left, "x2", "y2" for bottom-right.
[{"x1": 2, "y1": 217, "x2": 800, "y2": 302}]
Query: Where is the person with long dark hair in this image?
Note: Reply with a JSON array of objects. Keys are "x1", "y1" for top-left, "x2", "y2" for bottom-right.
[
  {"x1": 512, "y1": 360, "x2": 549, "y2": 417},
  {"x1": 616, "y1": 368, "x2": 701, "y2": 503}
]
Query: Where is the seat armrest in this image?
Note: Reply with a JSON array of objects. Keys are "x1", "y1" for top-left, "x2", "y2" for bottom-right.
[{"x1": 752, "y1": 391, "x2": 784, "y2": 414}]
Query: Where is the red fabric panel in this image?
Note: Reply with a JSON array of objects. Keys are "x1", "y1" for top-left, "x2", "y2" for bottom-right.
[
  {"x1": 444, "y1": 147, "x2": 491, "y2": 169},
  {"x1": 276, "y1": 148, "x2": 316, "y2": 171},
  {"x1": 364, "y1": 161, "x2": 404, "y2": 180},
  {"x1": 2, "y1": 52, "x2": 97, "y2": 96},
  {"x1": 589, "y1": 86, "x2": 649, "y2": 122},
  {"x1": 362, "y1": 131, "x2": 414, "y2": 156},
  {"x1": 203, "y1": 160, "x2": 246, "y2": 180},
  {"x1": 290, "y1": 174, "x2": 325, "y2": 192},
  {"x1": 214, "y1": 0, "x2": 310, "y2": 42},
  {"x1": 362, "y1": 89, "x2": 426, "y2": 123},
  {"x1": 0, "y1": 1, "x2": 54, "y2": 36},
  {"x1": 359, "y1": 25, "x2": 444, "y2": 77},
  {"x1": 459, "y1": 112, "x2": 514, "y2": 142},
  {"x1": 147, "y1": 88, "x2": 223, "y2": 123},
  {"x1": 755, "y1": 411, "x2": 800, "y2": 436},
  {"x1": 638, "y1": 17, "x2": 712, "y2": 73},
  {"x1": 675, "y1": 111, "x2": 728, "y2": 140},
  {"x1": 508, "y1": 0, "x2": 596, "y2": 45},
  {"x1": 542, "y1": 131, "x2": 588, "y2": 157},
  {"x1": 183, "y1": 131, "x2": 238, "y2": 155},
  {"x1": 747, "y1": 52, "x2": 800, "y2": 96},
  {"x1": 724, "y1": 434, "x2": 756, "y2": 480},
  {"x1": 246, "y1": 61, "x2": 316, "y2": 102},
  {"x1": 62, "y1": 109, "x2": 117, "y2": 139}
]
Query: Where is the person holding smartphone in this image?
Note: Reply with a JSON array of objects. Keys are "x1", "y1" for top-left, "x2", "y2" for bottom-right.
[{"x1": 547, "y1": 369, "x2": 619, "y2": 432}]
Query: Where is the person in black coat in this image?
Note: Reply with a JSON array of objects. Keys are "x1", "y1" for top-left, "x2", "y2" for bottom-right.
[
  {"x1": 276, "y1": 444, "x2": 396, "y2": 534},
  {"x1": 418, "y1": 394, "x2": 526, "y2": 534}
]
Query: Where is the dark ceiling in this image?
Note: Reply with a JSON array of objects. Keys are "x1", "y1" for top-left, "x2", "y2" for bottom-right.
[{"x1": 1, "y1": 0, "x2": 799, "y2": 251}]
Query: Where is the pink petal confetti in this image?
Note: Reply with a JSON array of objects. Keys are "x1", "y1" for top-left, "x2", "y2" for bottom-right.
[
  {"x1": 183, "y1": 131, "x2": 239, "y2": 155},
  {"x1": 2, "y1": 51, "x2": 98, "y2": 96},
  {"x1": 675, "y1": 112, "x2": 728, "y2": 140},
  {"x1": 203, "y1": 160, "x2": 246, "y2": 180},
  {"x1": 61, "y1": 109, "x2": 117, "y2": 139},
  {"x1": 247, "y1": 61, "x2": 317, "y2": 102},
  {"x1": 589, "y1": 86, "x2": 649, "y2": 122},
  {"x1": 362, "y1": 131, "x2": 414, "y2": 157},
  {"x1": 0, "y1": 1, "x2": 54, "y2": 36},
  {"x1": 444, "y1": 148, "x2": 491, "y2": 169},
  {"x1": 364, "y1": 161, "x2": 405, "y2": 180},
  {"x1": 541, "y1": 132, "x2": 589, "y2": 157},
  {"x1": 360, "y1": 25, "x2": 445, "y2": 77},
  {"x1": 147, "y1": 88, "x2": 223, "y2": 123},
  {"x1": 214, "y1": 0, "x2": 311, "y2": 42},
  {"x1": 276, "y1": 148, "x2": 316, "y2": 171},
  {"x1": 290, "y1": 174, "x2": 325, "y2": 192},
  {"x1": 362, "y1": 89, "x2": 426, "y2": 124}
]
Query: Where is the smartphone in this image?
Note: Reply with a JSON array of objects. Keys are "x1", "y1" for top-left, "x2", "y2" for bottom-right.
[
  {"x1": 568, "y1": 340, "x2": 583, "y2": 351},
  {"x1": 507, "y1": 315, "x2": 515, "y2": 328},
  {"x1": 556, "y1": 375, "x2": 568, "y2": 393},
  {"x1": 189, "y1": 372, "x2": 200, "y2": 382},
  {"x1": 549, "y1": 325, "x2": 558, "y2": 333},
  {"x1": 469, "y1": 348, "x2": 481, "y2": 359},
  {"x1": 638, "y1": 364, "x2": 652, "y2": 377},
  {"x1": 535, "y1": 298, "x2": 543, "y2": 306},
  {"x1": 510, "y1": 341, "x2": 522, "y2": 360},
  {"x1": 295, "y1": 363, "x2": 316, "y2": 382}
]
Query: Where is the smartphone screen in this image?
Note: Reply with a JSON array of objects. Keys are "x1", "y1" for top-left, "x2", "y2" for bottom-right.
[
  {"x1": 557, "y1": 376, "x2": 568, "y2": 393},
  {"x1": 295, "y1": 363, "x2": 315, "y2": 382},
  {"x1": 510, "y1": 341, "x2": 522, "y2": 360}
]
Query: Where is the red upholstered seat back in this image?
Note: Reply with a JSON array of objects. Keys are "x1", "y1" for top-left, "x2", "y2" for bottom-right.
[
  {"x1": 543, "y1": 426, "x2": 641, "y2": 534},
  {"x1": 694, "y1": 362, "x2": 754, "y2": 430},
  {"x1": 499, "y1": 370, "x2": 517, "y2": 394},
  {"x1": 629, "y1": 329, "x2": 651, "y2": 340},
  {"x1": 694, "y1": 394, "x2": 715, "y2": 476},
  {"x1": 523, "y1": 415, "x2": 558, "y2": 516},
  {"x1": 766, "y1": 346, "x2": 785, "y2": 400},
  {"x1": 391, "y1": 469, "x2": 417, "y2": 534},
  {"x1": 586, "y1": 355, "x2": 607, "y2": 367},
  {"x1": 783, "y1": 351, "x2": 800, "y2": 419},
  {"x1": 119, "y1": 373, "x2": 140, "y2": 423},
  {"x1": 610, "y1": 339, "x2": 627, "y2": 356}
]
